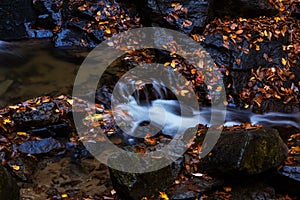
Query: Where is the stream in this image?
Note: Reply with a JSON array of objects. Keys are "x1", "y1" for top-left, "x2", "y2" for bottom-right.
[
  {"x1": 1, "y1": 39, "x2": 300, "y2": 199},
  {"x1": 0, "y1": 39, "x2": 89, "y2": 108}
]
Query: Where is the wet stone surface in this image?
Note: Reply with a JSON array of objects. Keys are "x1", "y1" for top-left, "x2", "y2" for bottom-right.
[{"x1": 198, "y1": 128, "x2": 288, "y2": 175}]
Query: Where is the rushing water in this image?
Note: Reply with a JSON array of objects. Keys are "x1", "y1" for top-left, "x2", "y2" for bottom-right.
[
  {"x1": 113, "y1": 81, "x2": 300, "y2": 138},
  {"x1": 1, "y1": 39, "x2": 300, "y2": 136},
  {"x1": 114, "y1": 95, "x2": 300, "y2": 137}
]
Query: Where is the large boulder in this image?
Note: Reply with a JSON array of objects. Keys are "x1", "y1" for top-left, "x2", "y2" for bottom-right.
[
  {"x1": 0, "y1": 164, "x2": 19, "y2": 199},
  {"x1": 144, "y1": 0, "x2": 209, "y2": 34},
  {"x1": 199, "y1": 128, "x2": 288, "y2": 175},
  {"x1": 0, "y1": 0, "x2": 35, "y2": 40},
  {"x1": 109, "y1": 157, "x2": 183, "y2": 200}
]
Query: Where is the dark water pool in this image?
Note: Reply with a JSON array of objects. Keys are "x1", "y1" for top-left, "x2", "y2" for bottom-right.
[{"x1": 0, "y1": 39, "x2": 90, "y2": 108}]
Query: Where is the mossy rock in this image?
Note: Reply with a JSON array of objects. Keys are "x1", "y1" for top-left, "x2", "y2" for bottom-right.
[{"x1": 199, "y1": 128, "x2": 288, "y2": 175}]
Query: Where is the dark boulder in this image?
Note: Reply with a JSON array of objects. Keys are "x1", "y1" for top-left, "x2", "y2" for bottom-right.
[
  {"x1": 268, "y1": 132, "x2": 300, "y2": 196},
  {"x1": 198, "y1": 128, "x2": 288, "y2": 175},
  {"x1": 144, "y1": 0, "x2": 209, "y2": 34},
  {"x1": 18, "y1": 137, "x2": 64, "y2": 155},
  {"x1": 0, "y1": 164, "x2": 19, "y2": 199},
  {"x1": 0, "y1": 0, "x2": 35, "y2": 40},
  {"x1": 201, "y1": 33, "x2": 287, "y2": 100},
  {"x1": 208, "y1": 0, "x2": 278, "y2": 19},
  {"x1": 169, "y1": 176, "x2": 223, "y2": 200},
  {"x1": 32, "y1": 0, "x2": 62, "y2": 30},
  {"x1": 109, "y1": 157, "x2": 183, "y2": 200}
]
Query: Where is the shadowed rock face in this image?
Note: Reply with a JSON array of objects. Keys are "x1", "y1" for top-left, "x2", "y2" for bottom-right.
[
  {"x1": 0, "y1": 164, "x2": 19, "y2": 200},
  {"x1": 208, "y1": 0, "x2": 278, "y2": 19},
  {"x1": 0, "y1": 0, "x2": 35, "y2": 40},
  {"x1": 109, "y1": 157, "x2": 183, "y2": 200},
  {"x1": 198, "y1": 128, "x2": 288, "y2": 175}
]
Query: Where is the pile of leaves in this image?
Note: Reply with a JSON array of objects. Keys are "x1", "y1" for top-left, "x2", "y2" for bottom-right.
[
  {"x1": 195, "y1": 0, "x2": 300, "y2": 109},
  {"x1": 69, "y1": 0, "x2": 141, "y2": 41}
]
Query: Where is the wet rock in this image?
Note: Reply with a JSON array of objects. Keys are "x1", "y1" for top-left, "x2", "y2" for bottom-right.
[
  {"x1": 18, "y1": 137, "x2": 64, "y2": 155},
  {"x1": 231, "y1": 182, "x2": 276, "y2": 200},
  {"x1": 269, "y1": 166, "x2": 300, "y2": 196},
  {"x1": 202, "y1": 33, "x2": 287, "y2": 98},
  {"x1": 279, "y1": 166, "x2": 300, "y2": 182},
  {"x1": 204, "y1": 181, "x2": 276, "y2": 200},
  {"x1": 32, "y1": 0, "x2": 62, "y2": 30},
  {"x1": 0, "y1": 164, "x2": 19, "y2": 199},
  {"x1": 208, "y1": 0, "x2": 278, "y2": 19},
  {"x1": 54, "y1": 28, "x2": 97, "y2": 48},
  {"x1": 198, "y1": 128, "x2": 288, "y2": 175},
  {"x1": 7, "y1": 157, "x2": 37, "y2": 181},
  {"x1": 269, "y1": 132, "x2": 300, "y2": 196},
  {"x1": 0, "y1": 0, "x2": 35, "y2": 40},
  {"x1": 27, "y1": 29, "x2": 54, "y2": 39},
  {"x1": 169, "y1": 177, "x2": 223, "y2": 200},
  {"x1": 109, "y1": 157, "x2": 183, "y2": 200},
  {"x1": 144, "y1": 0, "x2": 209, "y2": 34}
]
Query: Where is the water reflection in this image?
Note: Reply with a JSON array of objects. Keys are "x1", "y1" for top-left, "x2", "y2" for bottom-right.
[{"x1": 0, "y1": 39, "x2": 89, "y2": 108}]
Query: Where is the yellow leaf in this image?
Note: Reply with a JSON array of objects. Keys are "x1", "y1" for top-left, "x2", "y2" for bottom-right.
[
  {"x1": 216, "y1": 86, "x2": 222, "y2": 92},
  {"x1": 281, "y1": 58, "x2": 287, "y2": 66},
  {"x1": 180, "y1": 90, "x2": 189, "y2": 96},
  {"x1": 235, "y1": 29, "x2": 243, "y2": 35},
  {"x1": 8, "y1": 105, "x2": 19, "y2": 109},
  {"x1": 171, "y1": 60, "x2": 176, "y2": 68},
  {"x1": 12, "y1": 165, "x2": 20, "y2": 171},
  {"x1": 224, "y1": 186, "x2": 232, "y2": 192},
  {"x1": 105, "y1": 29, "x2": 111, "y2": 34},
  {"x1": 171, "y1": 2, "x2": 180, "y2": 7},
  {"x1": 255, "y1": 45, "x2": 260, "y2": 51},
  {"x1": 84, "y1": 114, "x2": 103, "y2": 121},
  {"x1": 274, "y1": 17, "x2": 281, "y2": 22},
  {"x1": 67, "y1": 99, "x2": 73, "y2": 105},
  {"x1": 264, "y1": 30, "x2": 268, "y2": 37},
  {"x1": 61, "y1": 194, "x2": 68, "y2": 198},
  {"x1": 17, "y1": 132, "x2": 27, "y2": 136},
  {"x1": 292, "y1": 146, "x2": 300, "y2": 151},
  {"x1": 159, "y1": 192, "x2": 169, "y2": 200},
  {"x1": 274, "y1": 93, "x2": 281, "y2": 99},
  {"x1": 3, "y1": 118, "x2": 11, "y2": 124},
  {"x1": 222, "y1": 35, "x2": 228, "y2": 41},
  {"x1": 164, "y1": 62, "x2": 170, "y2": 67}
]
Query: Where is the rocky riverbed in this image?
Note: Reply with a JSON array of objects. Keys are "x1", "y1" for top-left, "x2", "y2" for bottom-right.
[{"x1": 0, "y1": 0, "x2": 300, "y2": 199}]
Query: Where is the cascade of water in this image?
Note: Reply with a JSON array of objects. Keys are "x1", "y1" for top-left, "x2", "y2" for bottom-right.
[
  {"x1": 112, "y1": 78, "x2": 300, "y2": 138},
  {"x1": 113, "y1": 96, "x2": 300, "y2": 138}
]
